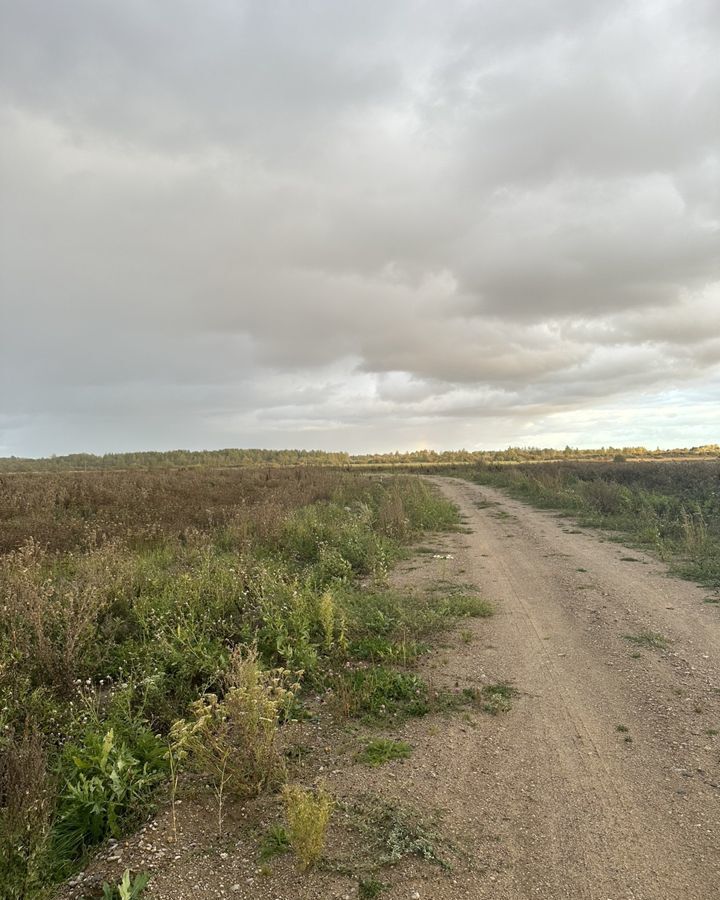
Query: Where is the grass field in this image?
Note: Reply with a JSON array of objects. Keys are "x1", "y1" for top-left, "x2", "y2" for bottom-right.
[{"x1": 0, "y1": 467, "x2": 485, "y2": 898}]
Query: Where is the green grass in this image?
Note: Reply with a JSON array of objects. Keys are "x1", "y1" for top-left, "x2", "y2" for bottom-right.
[
  {"x1": 623, "y1": 631, "x2": 669, "y2": 650},
  {"x1": 258, "y1": 824, "x2": 291, "y2": 862},
  {"x1": 463, "y1": 681, "x2": 518, "y2": 715},
  {"x1": 341, "y1": 586, "x2": 492, "y2": 666},
  {"x1": 356, "y1": 739, "x2": 412, "y2": 767},
  {"x1": 101, "y1": 870, "x2": 151, "y2": 899},
  {"x1": 332, "y1": 668, "x2": 431, "y2": 722},
  {"x1": 358, "y1": 877, "x2": 387, "y2": 898}
]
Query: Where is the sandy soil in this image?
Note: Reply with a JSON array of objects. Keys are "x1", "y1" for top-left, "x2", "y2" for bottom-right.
[{"x1": 62, "y1": 477, "x2": 720, "y2": 900}]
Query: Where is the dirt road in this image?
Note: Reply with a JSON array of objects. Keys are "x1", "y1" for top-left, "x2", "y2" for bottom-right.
[{"x1": 411, "y1": 476, "x2": 720, "y2": 899}]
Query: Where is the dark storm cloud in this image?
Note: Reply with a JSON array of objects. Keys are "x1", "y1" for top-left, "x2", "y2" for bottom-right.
[{"x1": 1, "y1": 0, "x2": 719, "y2": 455}]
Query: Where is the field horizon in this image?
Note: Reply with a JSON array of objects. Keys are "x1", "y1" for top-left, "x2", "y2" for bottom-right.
[{"x1": 1, "y1": 442, "x2": 719, "y2": 474}]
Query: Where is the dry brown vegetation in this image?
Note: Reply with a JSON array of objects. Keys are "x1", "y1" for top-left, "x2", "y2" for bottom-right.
[{"x1": 0, "y1": 466, "x2": 360, "y2": 553}]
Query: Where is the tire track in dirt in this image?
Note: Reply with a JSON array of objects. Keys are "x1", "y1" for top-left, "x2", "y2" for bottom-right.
[{"x1": 425, "y1": 476, "x2": 720, "y2": 899}]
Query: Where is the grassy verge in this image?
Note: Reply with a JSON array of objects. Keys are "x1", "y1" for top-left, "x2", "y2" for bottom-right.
[
  {"x1": 459, "y1": 460, "x2": 720, "y2": 589},
  {"x1": 0, "y1": 468, "x2": 477, "y2": 897}
]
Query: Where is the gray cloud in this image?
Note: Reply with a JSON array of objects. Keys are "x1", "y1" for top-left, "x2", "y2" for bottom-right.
[{"x1": 1, "y1": 0, "x2": 719, "y2": 455}]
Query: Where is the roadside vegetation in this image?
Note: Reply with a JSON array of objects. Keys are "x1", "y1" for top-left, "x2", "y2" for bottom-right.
[
  {"x1": 0, "y1": 466, "x2": 489, "y2": 897},
  {"x1": 463, "y1": 460, "x2": 720, "y2": 589}
]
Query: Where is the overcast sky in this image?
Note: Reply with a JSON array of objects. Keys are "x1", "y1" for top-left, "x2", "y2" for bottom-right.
[{"x1": 1, "y1": 0, "x2": 719, "y2": 456}]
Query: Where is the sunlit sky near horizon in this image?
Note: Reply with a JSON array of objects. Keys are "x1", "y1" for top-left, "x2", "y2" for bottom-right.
[{"x1": 1, "y1": 1, "x2": 719, "y2": 457}]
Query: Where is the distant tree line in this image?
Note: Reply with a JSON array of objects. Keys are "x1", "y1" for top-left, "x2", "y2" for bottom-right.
[{"x1": 0, "y1": 444, "x2": 718, "y2": 473}]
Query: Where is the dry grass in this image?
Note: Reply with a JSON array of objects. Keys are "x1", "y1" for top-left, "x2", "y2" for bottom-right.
[
  {"x1": 0, "y1": 539, "x2": 130, "y2": 692},
  {"x1": 0, "y1": 466, "x2": 370, "y2": 553},
  {"x1": 283, "y1": 784, "x2": 334, "y2": 870}
]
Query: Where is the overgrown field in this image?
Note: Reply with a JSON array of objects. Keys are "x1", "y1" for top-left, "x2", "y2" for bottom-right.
[
  {"x1": 465, "y1": 460, "x2": 720, "y2": 587},
  {"x1": 0, "y1": 467, "x2": 484, "y2": 898}
]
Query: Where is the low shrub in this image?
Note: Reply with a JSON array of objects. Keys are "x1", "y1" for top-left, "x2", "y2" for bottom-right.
[
  {"x1": 170, "y1": 648, "x2": 296, "y2": 832},
  {"x1": 283, "y1": 784, "x2": 333, "y2": 870}
]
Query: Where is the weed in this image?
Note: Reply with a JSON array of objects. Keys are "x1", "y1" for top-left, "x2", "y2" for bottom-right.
[
  {"x1": 616, "y1": 724, "x2": 629, "y2": 733},
  {"x1": 358, "y1": 876, "x2": 387, "y2": 898},
  {"x1": 355, "y1": 799, "x2": 448, "y2": 869},
  {"x1": 623, "y1": 631, "x2": 669, "y2": 650},
  {"x1": 465, "y1": 682, "x2": 517, "y2": 715},
  {"x1": 258, "y1": 824, "x2": 291, "y2": 861},
  {"x1": 0, "y1": 466, "x2": 466, "y2": 892},
  {"x1": 460, "y1": 629, "x2": 473, "y2": 644},
  {"x1": 170, "y1": 648, "x2": 295, "y2": 832},
  {"x1": 101, "y1": 869, "x2": 151, "y2": 899},
  {"x1": 0, "y1": 539, "x2": 129, "y2": 693},
  {"x1": 54, "y1": 728, "x2": 164, "y2": 868},
  {"x1": 283, "y1": 784, "x2": 334, "y2": 870},
  {"x1": 331, "y1": 668, "x2": 430, "y2": 721},
  {"x1": 356, "y1": 739, "x2": 412, "y2": 767},
  {"x1": 0, "y1": 719, "x2": 54, "y2": 897}
]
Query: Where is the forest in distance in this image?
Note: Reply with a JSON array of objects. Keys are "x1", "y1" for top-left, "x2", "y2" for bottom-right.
[{"x1": 1, "y1": 443, "x2": 719, "y2": 473}]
